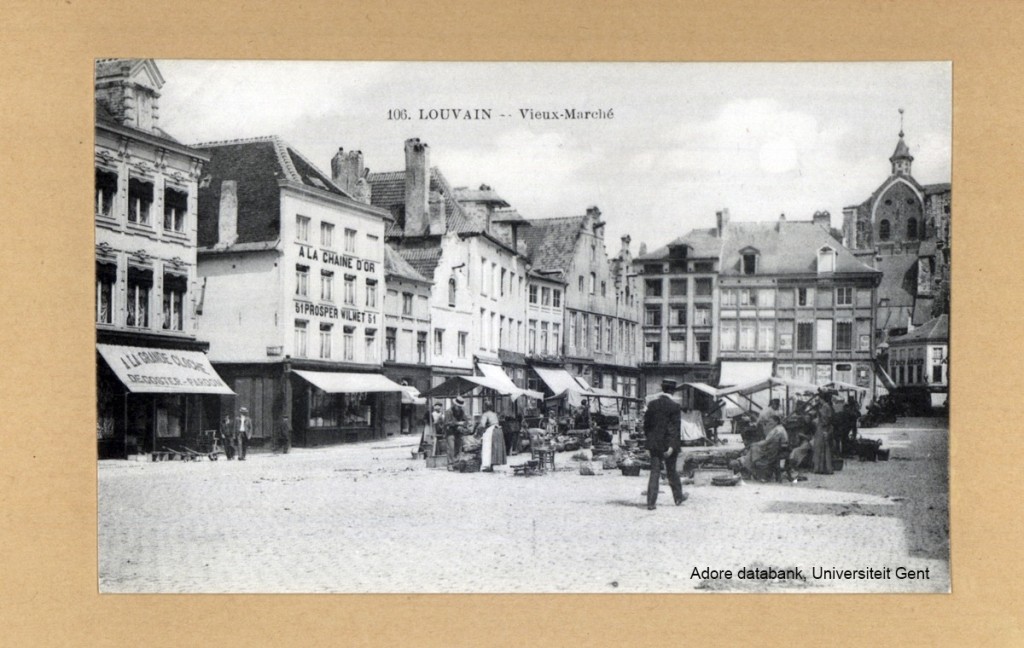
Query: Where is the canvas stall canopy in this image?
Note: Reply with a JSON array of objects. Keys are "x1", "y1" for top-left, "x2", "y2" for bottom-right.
[{"x1": 477, "y1": 363, "x2": 544, "y2": 400}]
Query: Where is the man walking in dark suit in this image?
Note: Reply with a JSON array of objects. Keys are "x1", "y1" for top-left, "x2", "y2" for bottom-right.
[{"x1": 645, "y1": 379, "x2": 686, "y2": 510}]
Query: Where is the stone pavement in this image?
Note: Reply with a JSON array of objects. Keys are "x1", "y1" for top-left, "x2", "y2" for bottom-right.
[{"x1": 98, "y1": 424, "x2": 949, "y2": 593}]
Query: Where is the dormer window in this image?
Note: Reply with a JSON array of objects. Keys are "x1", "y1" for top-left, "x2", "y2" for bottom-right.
[
  {"x1": 817, "y1": 246, "x2": 837, "y2": 273},
  {"x1": 739, "y1": 247, "x2": 760, "y2": 275}
]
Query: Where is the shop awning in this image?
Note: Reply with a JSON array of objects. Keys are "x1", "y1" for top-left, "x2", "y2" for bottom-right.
[
  {"x1": 718, "y1": 361, "x2": 774, "y2": 387},
  {"x1": 422, "y1": 375, "x2": 517, "y2": 398},
  {"x1": 401, "y1": 385, "x2": 426, "y2": 405},
  {"x1": 293, "y1": 369, "x2": 406, "y2": 394},
  {"x1": 477, "y1": 363, "x2": 543, "y2": 400},
  {"x1": 534, "y1": 367, "x2": 589, "y2": 396},
  {"x1": 97, "y1": 344, "x2": 234, "y2": 395}
]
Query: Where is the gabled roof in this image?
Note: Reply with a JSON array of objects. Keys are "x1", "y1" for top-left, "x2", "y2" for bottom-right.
[
  {"x1": 875, "y1": 253, "x2": 918, "y2": 308},
  {"x1": 368, "y1": 167, "x2": 474, "y2": 236},
  {"x1": 193, "y1": 136, "x2": 351, "y2": 247},
  {"x1": 391, "y1": 242, "x2": 445, "y2": 281},
  {"x1": 890, "y1": 314, "x2": 948, "y2": 345},
  {"x1": 492, "y1": 207, "x2": 528, "y2": 224},
  {"x1": 94, "y1": 98, "x2": 185, "y2": 146},
  {"x1": 720, "y1": 220, "x2": 878, "y2": 276},
  {"x1": 637, "y1": 228, "x2": 721, "y2": 260},
  {"x1": 384, "y1": 244, "x2": 430, "y2": 283},
  {"x1": 520, "y1": 216, "x2": 588, "y2": 271}
]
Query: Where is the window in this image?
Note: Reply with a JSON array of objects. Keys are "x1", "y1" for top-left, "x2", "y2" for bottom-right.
[
  {"x1": 500, "y1": 269, "x2": 507, "y2": 296},
  {"x1": 296, "y1": 215, "x2": 310, "y2": 241},
  {"x1": 365, "y1": 279, "x2": 377, "y2": 308},
  {"x1": 344, "y1": 228, "x2": 357, "y2": 253},
  {"x1": 797, "y1": 322, "x2": 814, "y2": 351},
  {"x1": 817, "y1": 247, "x2": 836, "y2": 273},
  {"x1": 294, "y1": 320, "x2": 308, "y2": 357},
  {"x1": 162, "y1": 274, "x2": 187, "y2": 331},
  {"x1": 541, "y1": 287, "x2": 551, "y2": 306},
  {"x1": 907, "y1": 218, "x2": 918, "y2": 240},
  {"x1": 529, "y1": 285, "x2": 538, "y2": 304},
  {"x1": 344, "y1": 327, "x2": 355, "y2": 361},
  {"x1": 540, "y1": 322, "x2": 549, "y2": 354},
  {"x1": 95, "y1": 169, "x2": 117, "y2": 217},
  {"x1": 671, "y1": 306, "x2": 687, "y2": 326},
  {"x1": 695, "y1": 278, "x2": 713, "y2": 296},
  {"x1": 401, "y1": 292, "x2": 412, "y2": 315},
  {"x1": 742, "y1": 253, "x2": 757, "y2": 275},
  {"x1": 694, "y1": 307, "x2": 710, "y2": 326},
  {"x1": 836, "y1": 321, "x2": 853, "y2": 351},
  {"x1": 163, "y1": 187, "x2": 188, "y2": 233},
  {"x1": 669, "y1": 279, "x2": 687, "y2": 297},
  {"x1": 643, "y1": 263, "x2": 663, "y2": 274},
  {"x1": 481, "y1": 259, "x2": 489, "y2": 296},
  {"x1": 570, "y1": 312, "x2": 579, "y2": 348},
  {"x1": 319, "y1": 323, "x2": 333, "y2": 359},
  {"x1": 606, "y1": 319, "x2": 613, "y2": 352},
  {"x1": 552, "y1": 289, "x2": 562, "y2": 308},
  {"x1": 694, "y1": 261, "x2": 714, "y2": 273},
  {"x1": 739, "y1": 321, "x2": 756, "y2": 351},
  {"x1": 413, "y1": 331, "x2": 425, "y2": 362},
  {"x1": 738, "y1": 289, "x2": 756, "y2": 307},
  {"x1": 582, "y1": 314, "x2": 590, "y2": 349},
  {"x1": 758, "y1": 322, "x2": 775, "y2": 351},
  {"x1": 552, "y1": 323, "x2": 561, "y2": 354},
  {"x1": 528, "y1": 319, "x2": 537, "y2": 354},
  {"x1": 365, "y1": 330, "x2": 377, "y2": 362},
  {"x1": 645, "y1": 279, "x2": 663, "y2": 297},
  {"x1": 879, "y1": 219, "x2": 891, "y2": 241},
  {"x1": 720, "y1": 322, "x2": 737, "y2": 351},
  {"x1": 859, "y1": 334, "x2": 871, "y2": 351},
  {"x1": 492, "y1": 263, "x2": 498, "y2": 297},
  {"x1": 797, "y1": 287, "x2": 813, "y2": 306},
  {"x1": 321, "y1": 222, "x2": 334, "y2": 247},
  {"x1": 721, "y1": 289, "x2": 736, "y2": 307},
  {"x1": 601, "y1": 281, "x2": 607, "y2": 297},
  {"x1": 668, "y1": 335, "x2": 687, "y2": 361},
  {"x1": 816, "y1": 319, "x2": 833, "y2": 352},
  {"x1": 127, "y1": 177, "x2": 153, "y2": 225},
  {"x1": 96, "y1": 263, "x2": 116, "y2": 324},
  {"x1": 343, "y1": 275, "x2": 356, "y2": 305},
  {"x1": 458, "y1": 332, "x2": 467, "y2": 358},
  {"x1": 386, "y1": 328, "x2": 397, "y2": 362},
  {"x1": 319, "y1": 271, "x2": 334, "y2": 301},
  {"x1": 448, "y1": 277, "x2": 457, "y2": 306},
  {"x1": 294, "y1": 265, "x2": 310, "y2": 297},
  {"x1": 434, "y1": 329, "x2": 444, "y2": 356},
  {"x1": 758, "y1": 289, "x2": 775, "y2": 308},
  {"x1": 595, "y1": 316, "x2": 602, "y2": 350},
  {"x1": 126, "y1": 269, "x2": 152, "y2": 327},
  {"x1": 836, "y1": 287, "x2": 853, "y2": 306},
  {"x1": 696, "y1": 333, "x2": 711, "y2": 362},
  {"x1": 578, "y1": 275, "x2": 585, "y2": 292},
  {"x1": 645, "y1": 305, "x2": 662, "y2": 326},
  {"x1": 932, "y1": 363, "x2": 943, "y2": 383},
  {"x1": 589, "y1": 272, "x2": 596, "y2": 294},
  {"x1": 645, "y1": 339, "x2": 661, "y2": 362}
]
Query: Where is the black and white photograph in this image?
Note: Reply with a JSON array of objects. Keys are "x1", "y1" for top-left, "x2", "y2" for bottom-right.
[{"x1": 94, "y1": 59, "x2": 951, "y2": 593}]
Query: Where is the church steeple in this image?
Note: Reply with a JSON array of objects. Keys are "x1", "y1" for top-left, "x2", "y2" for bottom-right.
[{"x1": 889, "y1": 108, "x2": 914, "y2": 176}]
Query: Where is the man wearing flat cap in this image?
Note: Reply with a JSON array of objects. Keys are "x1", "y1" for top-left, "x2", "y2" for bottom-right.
[
  {"x1": 443, "y1": 397, "x2": 470, "y2": 464},
  {"x1": 644, "y1": 379, "x2": 686, "y2": 510},
  {"x1": 236, "y1": 406, "x2": 252, "y2": 461}
]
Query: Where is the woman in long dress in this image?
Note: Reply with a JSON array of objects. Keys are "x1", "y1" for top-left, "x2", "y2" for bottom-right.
[
  {"x1": 477, "y1": 403, "x2": 505, "y2": 470},
  {"x1": 811, "y1": 395, "x2": 835, "y2": 475}
]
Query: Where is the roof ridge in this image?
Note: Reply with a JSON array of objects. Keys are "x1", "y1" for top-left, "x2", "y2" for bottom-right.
[
  {"x1": 191, "y1": 135, "x2": 280, "y2": 148},
  {"x1": 280, "y1": 138, "x2": 352, "y2": 197}
]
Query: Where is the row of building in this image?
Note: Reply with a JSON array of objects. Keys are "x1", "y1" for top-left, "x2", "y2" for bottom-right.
[{"x1": 94, "y1": 60, "x2": 950, "y2": 458}]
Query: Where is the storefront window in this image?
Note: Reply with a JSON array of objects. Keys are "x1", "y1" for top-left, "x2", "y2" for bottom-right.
[{"x1": 308, "y1": 388, "x2": 372, "y2": 428}]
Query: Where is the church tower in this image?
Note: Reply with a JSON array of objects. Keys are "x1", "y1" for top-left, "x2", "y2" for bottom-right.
[{"x1": 889, "y1": 108, "x2": 914, "y2": 176}]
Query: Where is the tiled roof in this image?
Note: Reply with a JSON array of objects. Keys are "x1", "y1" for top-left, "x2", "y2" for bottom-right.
[
  {"x1": 193, "y1": 136, "x2": 350, "y2": 247},
  {"x1": 492, "y1": 208, "x2": 528, "y2": 224},
  {"x1": 392, "y1": 243, "x2": 444, "y2": 281},
  {"x1": 384, "y1": 244, "x2": 430, "y2": 283},
  {"x1": 368, "y1": 167, "x2": 474, "y2": 236},
  {"x1": 923, "y1": 182, "x2": 951, "y2": 196},
  {"x1": 521, "y1": 216, "x2": 588, "y2": 272},
  {"x1": 890, "y1": 314, "x2": 948, "y2": 344},
  {"x1": 720, "y1": 220, "x2": 879, "y2": 275},
  {"x1": 637, "y1": 227, "x2": 721, "y2": 260},
  {"x1": 875, "y1": 253, "x2": 917, "y2": 308},
  {"x1": 890, "y1": 135, "x2": 913, "y2": 161}
]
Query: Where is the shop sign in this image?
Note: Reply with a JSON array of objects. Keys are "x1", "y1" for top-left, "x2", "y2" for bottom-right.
[
  {"x1": 298, "y1": 244, "x2": 377, "y2": 273},
  {"x1": 294, "y1": 300, "x2": 378, "y2": 324}
]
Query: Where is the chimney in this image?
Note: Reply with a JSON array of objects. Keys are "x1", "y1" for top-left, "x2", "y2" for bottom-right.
[
  {"x1": 813, "y1": 210, "x2": 831, "y2": 229},
  {"x1": 404, "y1": 138, "x2": 430, "y2": 236},
  {"x1": 428, "y1": 191, "x2": 446, "y2": 235},
  {"x1": 639, "y1": 242, "x2": 648, "y2": 256},
  {"x1": 586, "y1": 206, "x2": 602, "y2": 219},
  {"x1": 779, "y1": 212, "x2": 786, "y2": 222},
  {"x1": 218, "y1": 180, "x2": 238, "y2": 246},
  {"x1": 716, "y1": 208, "x2": 730, "y2": 236},
  {"x1": 620, "y1": 234, "x2": 632, "y2": 255}
]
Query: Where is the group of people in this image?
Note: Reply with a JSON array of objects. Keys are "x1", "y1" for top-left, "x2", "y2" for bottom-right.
[
  {"x1": 733, "y1": 390, "x2": 860, "y2": 482},
  {"x1": 434, "y1": 398, "x2": 510, "y2": 471},
  {"x1": 219, "y1": 407, "x2": 292, "y2": 460}
]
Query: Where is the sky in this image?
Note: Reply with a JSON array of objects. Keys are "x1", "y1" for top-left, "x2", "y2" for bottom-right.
[{"x1": 156, "y1": 61, "x2": 951, "y2": 254}]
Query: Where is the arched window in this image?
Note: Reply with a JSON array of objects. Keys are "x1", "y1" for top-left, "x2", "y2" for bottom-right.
[
  {"x1": 879, "y1": 219, "x2": 891, "y2": 241},
  {"x1": 448, "y1": 277, "x2": 457, "y2": 307},
  {"x1": 906, "y1": 217, "x2": 918, "y2": 240}
]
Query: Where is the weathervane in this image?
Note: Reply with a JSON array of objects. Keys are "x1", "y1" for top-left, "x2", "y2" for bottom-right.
[{"x1": 898, "y1": 107, "x2": 905, "y2": 138}]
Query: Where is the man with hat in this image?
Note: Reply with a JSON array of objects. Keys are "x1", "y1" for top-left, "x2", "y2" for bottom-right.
[
  {"x1": 443, "y1": 397, "x2": 470, "y2": 464},
  {"x1": 644, "y1": 378, "x2": 686, "y2": 510},
  {"x1": 236, "y1": 406, "x2": 252, "y2": 461}
]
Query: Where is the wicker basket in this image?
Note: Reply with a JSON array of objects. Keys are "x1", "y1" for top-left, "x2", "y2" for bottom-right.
[
  {"x1": 620, "y1": 464, "x2": 642, "y2": 477},
  {"x1": 712, "y1": 474, "x2": 741, "y2": 486}
]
